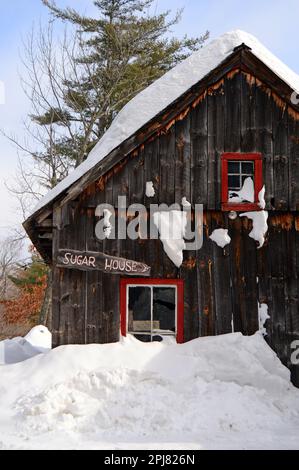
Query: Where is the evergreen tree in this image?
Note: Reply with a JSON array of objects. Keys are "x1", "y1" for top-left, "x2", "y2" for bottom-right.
[
  {"x1": 37, "y1": 0, "x2": 209, "y2": 168},
  {"x1": 8, "y1": 251, "x2": 48, "y2": 291}
]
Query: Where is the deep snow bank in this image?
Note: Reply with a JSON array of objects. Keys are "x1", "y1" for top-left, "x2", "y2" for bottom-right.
[{"x1": 0, "y1": 333, "x2": 299, "y2": 450}]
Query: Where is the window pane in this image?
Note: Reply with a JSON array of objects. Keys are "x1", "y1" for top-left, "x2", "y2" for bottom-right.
[
  {"x1": 228, "y1": 161, "x2": 240, "y2": 174},
  {"x1": 153, "y1": 287, "x2": 176, "y2": 334},
  {"x1": 228, "y1": 175, "x2": 241, "y2": 190},
  {"x1": 241, "y1": 161, "x2": 254, "y2": 174},
  {"x1": 128, "y1": 286, "x2": 151, "y2": 332}
]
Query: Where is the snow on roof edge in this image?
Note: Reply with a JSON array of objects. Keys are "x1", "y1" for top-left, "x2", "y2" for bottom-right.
[{"x1": 29, "y1": 29, "x2": 299, "y2": 218}]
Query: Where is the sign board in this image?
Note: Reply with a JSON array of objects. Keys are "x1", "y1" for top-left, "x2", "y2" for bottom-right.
[{"x1": 56, "y1": 249, "x2": 151, "y2": 276}]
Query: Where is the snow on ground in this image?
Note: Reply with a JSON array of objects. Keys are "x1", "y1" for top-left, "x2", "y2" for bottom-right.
[
  {"x1": 24, "y1": 325, "x2": 52, "y2": 351},
  {"x1": 0, "y1": 332, "x2": 299, "y2": 450},
  {"x1": 0, "y1": 326, "x2": 51, "y2": 365}
]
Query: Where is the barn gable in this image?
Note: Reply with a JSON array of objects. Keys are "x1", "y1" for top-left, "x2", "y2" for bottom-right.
[{"x1": 24, "y1": 33, "x2": 299, "y2": 262}]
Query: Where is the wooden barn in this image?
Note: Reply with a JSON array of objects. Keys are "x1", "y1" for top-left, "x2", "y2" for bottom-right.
[{"x1": 24, "y1": 31, "x2": 299, "y2": 386}]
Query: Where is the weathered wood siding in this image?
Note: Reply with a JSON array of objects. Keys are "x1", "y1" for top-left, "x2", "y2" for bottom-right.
[{"x1": 52, "y1": 69, "x2": 299, "y2": 385}]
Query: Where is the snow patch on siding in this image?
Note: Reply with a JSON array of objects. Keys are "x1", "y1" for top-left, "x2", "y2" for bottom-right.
[
  {"x1": 240, "y1": 210, "x2": 268, "y2": 248},
  {"x1": 258, "y1": 186, "x2": 266, "y2": 209},
  {"x1": 103, "y1": 209, "x2": 113, "y2": 238},
  {"x1": 153, "y1": 210, "x2": 187, "y2": 267},
  {"x1": 145, "y1": 181, "x2": 155, "y2": 198},
  {"x1": 181, "y1": 197, "x2": 191, "y2": 207},
  {"x1": 258, "y1": 303, "x2": 270, "y2": 336},
  {"x1": 209, "y1": 228, "x2": 231, "y2": 248}
]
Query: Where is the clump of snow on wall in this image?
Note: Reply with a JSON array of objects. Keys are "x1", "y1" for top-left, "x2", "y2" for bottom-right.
[
  {"x1": 181, "y1": 197, "x2": 191, "y2": 207},
  {"x1": 209, "y1": 228, "x2": 231, "y2": 248},
  {"x1": 258, "y1": 303, "x2": 270, "y2": 336},
  {"x1": 258, "y1": 186, "x2": 266, "y2": 209},
  {"x1": 229, "y1": 177, "x2": 254, "y2": 203},
  {"x1": 153, "y1": 210, "x2": 187, "y2": 267},
  {"x1": 145, "y1": 181, "x2": 155, "y2": 198},
  {"x1": 0, "y1": 326, "x2": 52, "y2": 365},
  {"x1": 240, "y1": 210, "x2": 268, "y2": 248},
  {"x1": 103, "y1": 209, "x2": 113, "y2": 238}
]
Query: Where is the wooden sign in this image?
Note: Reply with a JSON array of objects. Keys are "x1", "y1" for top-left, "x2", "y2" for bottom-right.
[{"x1": 56, "y1": 249, "x2": 151, "y2": 276}]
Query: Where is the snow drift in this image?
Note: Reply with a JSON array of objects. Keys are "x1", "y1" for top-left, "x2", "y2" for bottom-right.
[{"x1": 0, "y1": 332, "x2": 299, "y2": 450}]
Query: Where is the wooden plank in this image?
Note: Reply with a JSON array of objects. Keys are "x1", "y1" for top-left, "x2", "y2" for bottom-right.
[
  {"x1": 129, "y1": 146, "x2": 145, "y2": 204},
  {"x1": 191, "y1": 93, "x2": 208, "y2": 205},
  {"x1": 85, "y1": 206, "x2": 103, "y2": 344},
  {"x1": 69, "y1": 203, "x2": 86, "y2": 345},
  {"x1": 144, "y1": 137, "x2": 159, "y2": 206},
  {"x1": 196, "y1": 212, "x2": 216, "y2": 336},
  {"x1": 224, "y1": 71, "x2": 241, "y2": 152},
  {"x1": 159, "y1": 126, "x2": 175, "y2": 205},
  {"x1": 270, "y1": 277, "x2": 288, "y2": 365},
  {"x1": 288, "y1": 114, "x2": 299, "y2": 211},
  {"x1": 207, "y1": 83, "x2": 224, "y2": 210},
  {"x1": 180, "y1": 255, "x2": 199, "y2": 341},
  {"x1": 240, "y1": 72, "x2": 256, "y2": 152},
  {"x1": 266, "y1": 217, "x2": 288, "y2": 363},
  {"x1": 241, "y1": 217, "x2": 259, "y2": 334},
  {"x1": 175, "y1": 114, "x2": 191, "y2": 204},
  {"x1": 228, "y1": 216, "x2": 247, "y2": 333},
  {"x1": 255, "y1": 79, "x2": 274, "y2": 209},
  {"x1": 272, "y1": 99, "x2": 289, "y2": 210},
  {"x1": 209, "y1": 212, "x2": 233, "y2": 334}
]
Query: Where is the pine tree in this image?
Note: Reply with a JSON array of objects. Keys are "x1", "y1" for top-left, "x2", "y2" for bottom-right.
[{"x1": 37, "y1": 0, "x2": 209, "y2": 168}]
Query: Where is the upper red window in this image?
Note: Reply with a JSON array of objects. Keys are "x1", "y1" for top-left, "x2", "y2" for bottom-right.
[
  {"x1": 120, "y1": 278, "x2": 184, "y2": 344},
  {"x1": 221, "y1": 153, "x2": 263, "y2": 211}
]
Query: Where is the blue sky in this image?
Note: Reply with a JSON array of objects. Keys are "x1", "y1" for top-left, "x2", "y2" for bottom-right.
[{"x1": 0, "y1": 0, "x2": 298, "y2": 236}]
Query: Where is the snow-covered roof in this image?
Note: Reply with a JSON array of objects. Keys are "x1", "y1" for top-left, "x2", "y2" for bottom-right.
[{"x1": 31, "y1": 30, "x2": 299, "y2": 216}]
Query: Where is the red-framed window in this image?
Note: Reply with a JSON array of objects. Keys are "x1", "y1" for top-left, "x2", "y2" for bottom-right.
[
  {"x1": 120, "y1": 278, "x2": 184, "y2": 344},
  {"x1": 221, "y1": 153, "x2": 263, "y2": 211}
]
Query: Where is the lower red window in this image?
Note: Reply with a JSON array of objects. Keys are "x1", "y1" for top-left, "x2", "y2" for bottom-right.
[{"x1": 120, "y1": 278, "x2": 184, "y2": 343}]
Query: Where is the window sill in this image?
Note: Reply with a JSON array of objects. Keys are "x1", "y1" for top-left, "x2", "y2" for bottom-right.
[{"x1": 221, "y1": 202, "x2": 261, "y2": 212}]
